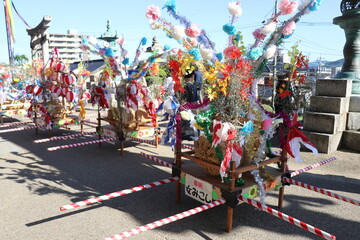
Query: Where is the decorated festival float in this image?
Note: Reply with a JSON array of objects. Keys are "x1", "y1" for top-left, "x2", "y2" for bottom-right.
[
  {"x1": 0, "y1": 0, "x2": 30, "y2": 124},
  {"x1": 56, "y1": 1, "x2": 359, "y2": 239},
  {"x1": 0, "y1": 63, "x2": 32, "y2": 124},
  {"x1": 76, "y1": 34, "x2": 167, "y2": 154},
  {"x1": 29, "y1": 34, "x2": 167, "y2": 153},
  {"x1": 134, "y1": 0, "x2": 324, "y2": 234},
  {"x1": 99, "y1": 0, "x2": 347, "y2": 238},
  {"x1": 22, "y1": 48, "x2": 89, "y2": 136}
]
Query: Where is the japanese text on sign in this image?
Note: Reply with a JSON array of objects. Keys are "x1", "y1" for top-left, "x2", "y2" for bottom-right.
[
  {"x1": 185, "y1": 174, "x2": 212, "y2": 204},
  {"x1": 35, "y1": 118, "x2": 46, "y2": 130},
  {"x1": 102, "y1": 128, "x2": 116, "y2": 145}
]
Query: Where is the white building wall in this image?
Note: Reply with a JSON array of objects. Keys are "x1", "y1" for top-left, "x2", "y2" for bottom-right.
[{"x1": 47, "y1": 32, "x2": 89, "y2": 63}]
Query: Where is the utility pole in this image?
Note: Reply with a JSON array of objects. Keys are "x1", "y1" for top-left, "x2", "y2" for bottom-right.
[
  {"x1": 317, "y1": 56, "x2": 324, "y2": 78},
  {"x1": 271, "y1": 0, "x2": 278, "y2": 110}
]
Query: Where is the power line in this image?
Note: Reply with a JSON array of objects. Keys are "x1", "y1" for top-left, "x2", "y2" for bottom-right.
[
  {"x1": 282, "y1": 45, "x2": 343, "y2": 59},
  {"x1": 297, "y1": 22, "x2": 334, "y2": 26},
  {"x1": 291, "y1": 33, "x2": 342, "y2": 53}
]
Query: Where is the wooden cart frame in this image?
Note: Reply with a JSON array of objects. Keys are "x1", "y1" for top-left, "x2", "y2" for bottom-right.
[
  {"x1": 80, "y1": 108, "x2": 160, "y2": 155},
  {"x1": 173, "y1": 117, "x2": 288, "y2": 232}
]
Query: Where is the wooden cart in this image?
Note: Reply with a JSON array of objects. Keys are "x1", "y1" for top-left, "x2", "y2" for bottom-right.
[
  {"x1": 174, "y1": 119, "x2": 288, "y2": 232},
  {"x1": 80, "y1": 108, "x2": 160, "y2": 155},
  {"x1": 0, "y1": 100, "x2": 29, "y2": 124}
]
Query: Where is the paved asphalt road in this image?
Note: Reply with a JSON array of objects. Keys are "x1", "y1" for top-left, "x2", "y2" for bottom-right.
[{"x1": 0, "y1": 113, "x2": 359, "y2": 240}]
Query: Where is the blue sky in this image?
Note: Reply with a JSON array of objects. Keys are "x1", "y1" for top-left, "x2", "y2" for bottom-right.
[{"x1": 0, "y1": 0, "x2": 345, "y2": 64}]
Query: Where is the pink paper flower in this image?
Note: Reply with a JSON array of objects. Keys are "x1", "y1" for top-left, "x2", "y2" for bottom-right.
[
  {"x1": 189, "y1": 38, "x2": 198, "y2": 46},
  {"x1": 261, "y1": 118, "x2": 273, "y2": 130},
  {"x1": 252, "y1": 28, "x2": 266, "y2": 40},
  {"x1": 171, "y1": 48, "x2": 180, "y2": 54},
  {"x1": 223, "y1": 45, "x2": 241, "y2": 59},
  {"x1": 185, "y1": 24, "x2": 201, "y2": 38},
  {"x1": 146, "y1": 5, "x2": 161, "y2": 20},
  {"x1": 279, "y1": 0, "x2": 299, "y2": 15},
  {"x1": 116, "y1": 36, "x2": 124, "y2": 45},
  {"x1": 282, "y1": 21, "x2": 296, "y2": 35}
]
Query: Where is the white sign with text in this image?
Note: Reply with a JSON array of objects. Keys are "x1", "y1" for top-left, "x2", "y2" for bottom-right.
[
  {"x1": 102, "y1": 128, "x2": 116, "y2": 145},
  {"x1": 185, "y1": 174, "x2": 213, "y2": 204}
]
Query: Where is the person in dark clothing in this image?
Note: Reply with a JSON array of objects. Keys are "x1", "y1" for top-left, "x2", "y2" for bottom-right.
[
  {"x1": 274, "y1": 72, "x2": 296, "y2": 114},
  {"x1": 180, "y1": 71, "x2": 199, "y2": 141},
  {"x1": 182, "y1": 71, "x2": 199, "y2": 103},
  {"x1": 193, "y1": 66, "x2": 203, "y2": 102}
]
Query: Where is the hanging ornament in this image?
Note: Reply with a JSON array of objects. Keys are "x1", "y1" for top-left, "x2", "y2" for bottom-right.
[{"x1": 32, "y1": 85, "x2": 43, "y2": 95}]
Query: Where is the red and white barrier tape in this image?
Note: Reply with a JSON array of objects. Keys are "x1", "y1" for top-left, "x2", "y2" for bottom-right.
[
  {"x1": 0, "y1": 103, "x2": 29, "y2": 107},
  {"x1": 273, "y1": 149, "x2": 282, "y2": 155},
  {"x1": 47, "y1": 137, "x2": 117, "y2": 151},
  {"x1": 81, "y1": 120, "x2": 98, "y2": 125},
  {"x1": 52, "y1": 123, "x2": 71, "y2": 130},
  {"x1": 85, "y1": 113, "x2": 106, "y2": 118},
  {"x1": 0, "y1": 121, "x2": 33, "y2": 128},
  {"x1": 237, "y1": 195, "x2": 336, "y2": 239},
  {"x1": 291, "y1": 157, "x2": 336, "y2": 178},
  {"x1": 0, "y1": 124, "x2": 40, "y2": 133},
  {"x1": 102, "y1": 199, "x2": 225, "y2": 240},
  {"x1": 157, "y1": 119, "x2": 169, "y2": 124},
  {"x1": 283, "y1": 177, "x2": 360, "y2": 206},
  {"x1": 128, "y1": 136, "x2": 156, "y2": 146},
  {"x1": 101, "y1": 194, "x2": 335, "y2": 240},
  {"x1": 181, "y1": 144, "x2": 194, "y2": 150},
  {"x1": 85, "y1": 113, "x2": 99, "y2": 118},
  {"x1": 34, "y1": 132, "x2": 98, "y2": 143},
  {"x1": 140, "y1": 152, "x2": 174, "y2": 169},
  {"x1": 81, "y1": 118, "x2": 98, "y2": 122},
  {"x1": 60, "y1": 176, "x2": 178, "y2": 211}
]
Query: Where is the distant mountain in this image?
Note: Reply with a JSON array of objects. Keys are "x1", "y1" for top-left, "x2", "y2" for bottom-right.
[
  {"x1": 308, "y1": 59, "x2": 344, "y2": 68},
  {"x1": 325, "y1": 59, "x2": 344, "y2": 68}
]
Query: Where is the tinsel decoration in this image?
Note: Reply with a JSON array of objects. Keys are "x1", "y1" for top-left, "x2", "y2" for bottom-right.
[
  {"x1": 195, "y1": 107, "x2": 215, "y2": 137},
  {"x1": 240, "y1": 120, "x2": 254, "y2": 135},
  {"x1": 223, "y1": 176, "x2": 245, "y2": 187},
  {"x1": 195, "y1": 107, "x2": 224, "y2": 162},
  {"x1": 254, "y1": 59, "x2": 268, "y2": 77},
  {"x1": 251, "y1": 169, "x2": 266, "y2": 204}
]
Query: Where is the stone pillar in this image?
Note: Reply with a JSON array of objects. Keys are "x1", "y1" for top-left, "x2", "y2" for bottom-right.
[
  {"x1": 332, "y1": 1, "x2": 360, "y2": 152},
  {"x1": 303, "y1": 79, "x2": 352, "y2": 153},
  {"x1": 303, "y1": 2, "x2": 360, "y2": 153},
  {"x1": 26, "y1": 15, "x2": 51, "y2": 63},
  {"x1": 333, "y1": 2, "x2": 360, "y2": 94},
  {"x1": 42, "y1": 33, "x2": 50, "y2": 65}
]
